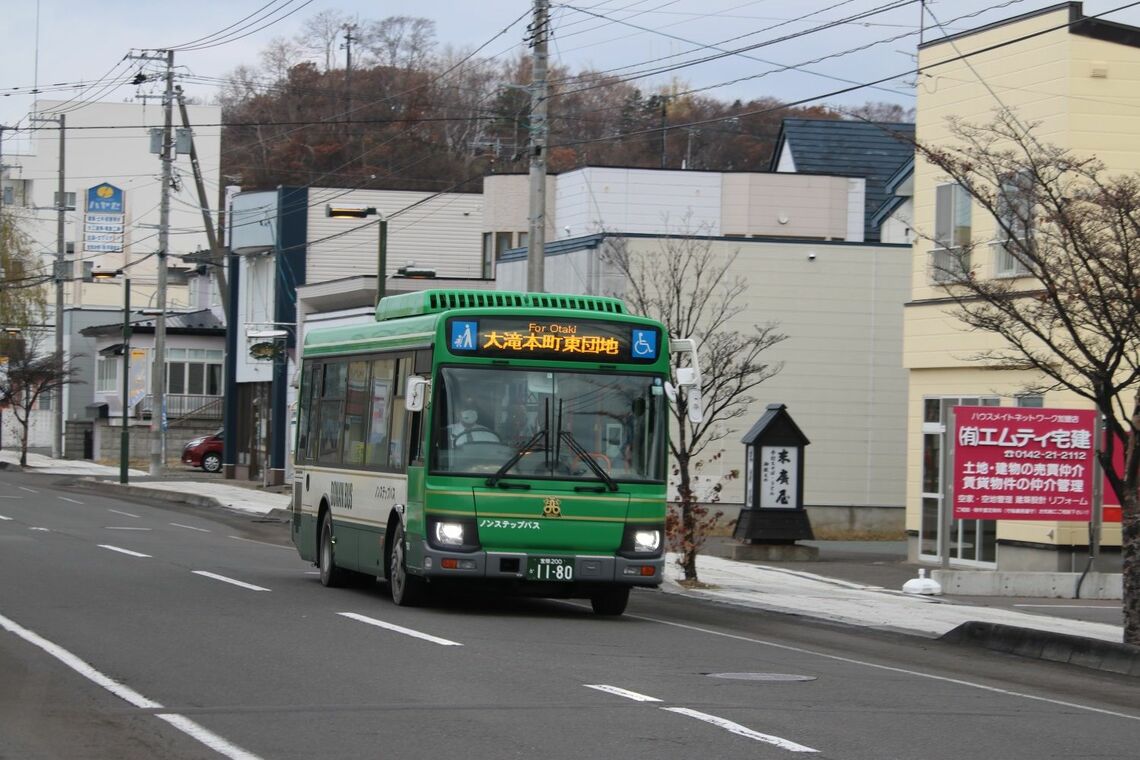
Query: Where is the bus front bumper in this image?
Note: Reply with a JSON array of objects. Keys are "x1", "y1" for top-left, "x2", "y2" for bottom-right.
[{"x1": 417, "y1": 544, "x2": 663, "y2": 587}]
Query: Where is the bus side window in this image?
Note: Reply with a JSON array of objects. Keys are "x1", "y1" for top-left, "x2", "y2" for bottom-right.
[
  {"x1": 366, "y1": 357, "x2": 396, "y2": 468},
  {"x1": 388, "y1": 359, "x2": 408, "y2": 468},
  {"x1": 317, "y1": 361, "x2": 347, "y2": 467}
]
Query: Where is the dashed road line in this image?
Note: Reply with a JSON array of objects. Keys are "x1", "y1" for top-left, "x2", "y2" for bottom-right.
[
  {"x1": 18, "y1": 487, "x2": 37, "y2": 493},
  {"x1": 171, "y1": 522, "x2": 210, "y2": 533},
  {"x1": 662, "y1": 708, "x2": 818, "y2": 753},
  {"x1": 584, "y1": 684, "x2": 662, "y2": 702},
  {"x1": 338, "y1": 612, "x2": 463, "y2": 646},
  {"x1": 0, "y1": 515, "x2": 11, "y2": 521},
  {"x1": 105, "y1": 527, "x2": 152, "y2": 531},
  {"x1": 109, "y1": 509, "x2": 140, "y2": 518},
  {"x1": 58, "y1": 496, "x2": 83, "y2": 505},
  {"x1": 192, "y1": 571, "x2": 270, "y2": 592},
  {"x1": 97, "y1": 544, "x2": 151, "y2": 558}
]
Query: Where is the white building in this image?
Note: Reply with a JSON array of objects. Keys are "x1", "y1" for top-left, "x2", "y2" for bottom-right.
[
  {"x1": 1, "y1": 99, "x2": 223, "y2": 456},
  {"x1": 491, "y1": 166, "x2": 910, "y2": 533}
]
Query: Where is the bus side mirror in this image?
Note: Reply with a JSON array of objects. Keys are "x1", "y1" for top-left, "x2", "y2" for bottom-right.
[{"x1": 406, "y1": 376, "x2": 429, "y2": 412}]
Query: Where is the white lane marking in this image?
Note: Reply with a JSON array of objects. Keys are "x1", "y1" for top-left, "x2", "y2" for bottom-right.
[
  {"x1": 109, "y1": 509, "x2": 140, "y2": 518},
  {"x1": 338, "y1": 612, "x2": 463, "y2": 646},
  {"x1": 18, "y1": 487, "x2": 37, "y2": 493},
  {"x1": 30, "y1": 527, "x2": 49, "y2": 532},
  {"x1": 0, "y1": 495, "x2": 21, "y2": 499},
  {"x1": 0, "y1": 612, "x2": 263, "y2": 760},
  {"x1": 171, "y1": 522, "x2": 210, "y2": 533},
  {"x1": 1015, "y1": 604, "x2": 1113, "y2": 609},
  {"x1": 584, "y1": 684, "x2": 662, "y2": 702},
  {"x1": 105, "y1": 527, "x2": 152, "y2": 531},
  {"x1": 0, "y1": 515, "x2": 11, "y2": 521},
  {"x1": 633, "y1": 614, "x2": 1140, "y2": 722},
  {"x1": 663, "y1": 708, "x2": 818, "y2": 753},
  {"x1": 98, "y1": 544, "x2": 151, "y2": 558},
  {"x1": 227, "y1": 535, "x2": 292, "y2": 550},
  {"x1": 192, "y1": 571, "x2": 270, "y2": 592},
  {"x1": 58, "y1": 496, "x2": 83, "y2": 504}
]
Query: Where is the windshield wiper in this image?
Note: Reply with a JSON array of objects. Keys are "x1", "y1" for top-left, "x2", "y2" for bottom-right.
[
  {"x1": 559, "y1": 431, "x2": 618, "y2": 492},
  {"x1": 486, "y1": 429, "x2": 547, "y2": 487}
]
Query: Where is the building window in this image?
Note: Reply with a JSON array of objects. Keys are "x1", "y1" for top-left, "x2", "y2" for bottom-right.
[
  {"x1": 96, "y1": 357, "x2": 118, "y2": 393},
  {"x1": 1016, "y1": 394, "x2": 1044, "y2": 408},
  {"x1": 993, "y1": 172, "x2": 1032, "y2": 278},
  {"x1": 931, "y1": 183, "x2": 972, "y2": 282},
  {"x1": 482, "y1": 233, "x2": 494, "y2": 279},
  {"x1": 166, "y1": 348, "x2": 224, "y2": 395},
  {"x1": 53, "y1": 191, "x2": 76, "y2": 211}
]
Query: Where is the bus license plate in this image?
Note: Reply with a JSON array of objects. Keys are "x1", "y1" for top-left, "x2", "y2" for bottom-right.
[{"x1": 527, "y1": 556, "x2": 574, "y2": 582}]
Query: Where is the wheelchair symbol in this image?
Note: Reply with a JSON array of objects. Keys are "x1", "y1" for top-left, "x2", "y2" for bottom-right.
[{"x1": 631, "y1": 329, "x2": 656, "y2": 358}]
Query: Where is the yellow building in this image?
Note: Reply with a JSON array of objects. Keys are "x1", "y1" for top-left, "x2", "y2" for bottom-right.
[{"x1": 908, "y1": 2, "x2": 1140, "y2": 573}]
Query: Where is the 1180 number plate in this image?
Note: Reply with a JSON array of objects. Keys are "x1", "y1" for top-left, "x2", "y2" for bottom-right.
[{"x1": 527, "y1": 556, "x2": 574, "y2": 582}]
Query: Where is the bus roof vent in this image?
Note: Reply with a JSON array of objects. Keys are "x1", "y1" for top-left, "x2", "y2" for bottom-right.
[{"x1": 375, "y1": 289, "x2": 626, "y2": 320}]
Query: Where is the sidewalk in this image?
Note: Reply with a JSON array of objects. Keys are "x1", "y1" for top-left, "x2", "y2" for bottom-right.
[{"x1": 4, "y1": 451, "x2": 1137, "y2": 676}]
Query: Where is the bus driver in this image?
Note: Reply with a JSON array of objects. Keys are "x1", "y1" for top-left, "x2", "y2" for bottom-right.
[{"x1": 449, "y1": 408, "x2": 501, "y2": 446}]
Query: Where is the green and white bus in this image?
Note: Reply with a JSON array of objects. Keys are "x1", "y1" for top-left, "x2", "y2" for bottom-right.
[{"x1": 291, "y1": 289, "x2": 701, "y2": 615}]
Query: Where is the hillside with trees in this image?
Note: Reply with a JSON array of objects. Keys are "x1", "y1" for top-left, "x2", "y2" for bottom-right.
[{"x1": 218, "y1": 13, "x2": 910, "y2": 192}]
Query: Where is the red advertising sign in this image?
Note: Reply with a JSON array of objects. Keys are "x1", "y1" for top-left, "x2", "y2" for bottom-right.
[{"x1": 952, "y1": 407, "x2": 1097, "y2": 521}]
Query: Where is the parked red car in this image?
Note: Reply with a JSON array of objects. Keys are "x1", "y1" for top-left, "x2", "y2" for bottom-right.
[{"x1": 182, "y1": 429, "x2": 223, "y2": 473}]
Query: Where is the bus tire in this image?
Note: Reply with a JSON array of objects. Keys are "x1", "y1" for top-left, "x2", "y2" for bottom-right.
[
  {"x1": 389, "y1": 522, "x2": 426, "y2": 606},
  {"x1": 590, "y1": 586, "x2": 630, "y2": 616},
  {"x1": 319, "y1": 511, "x2": 347, "y2": 588}
]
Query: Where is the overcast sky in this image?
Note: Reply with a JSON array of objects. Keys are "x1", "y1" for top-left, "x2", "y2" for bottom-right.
[{"x1": 4, "y1": 0, "x2": 1140, "y2": 149}]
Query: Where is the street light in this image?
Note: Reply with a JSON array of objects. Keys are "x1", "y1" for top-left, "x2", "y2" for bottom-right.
[
  {"x1": 88, "y1": 268, "x2": 132, "y2": 484},
  {"x1": 325, "y1": 204, "x2": 387, "y2": 303}
]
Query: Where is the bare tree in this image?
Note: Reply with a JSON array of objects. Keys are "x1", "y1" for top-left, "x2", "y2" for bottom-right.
[
  {"x1": 361, "y1": 16, "x2": 436, "y2": 70},
  {"x1": 260, "y1": 36, "x2": 306, "y2": 83},
  {"x1": 297, "y1": 9, "x2": 347, "y2": 71},
  {"x1": 602, "y1": 222, "x2": 786, "y2": 583},
  {"x1": 0, "y1": 332, "x2": 79, "y2": 466},
  {"x1": 915, "y1": 110, "x2": 1140, "y2": 644}
]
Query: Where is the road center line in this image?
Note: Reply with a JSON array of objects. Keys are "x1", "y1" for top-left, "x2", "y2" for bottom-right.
[
  {"x1": 662, "y1": 707, "x2": 818, "y2": 753},
  {"x1": 338, "y1": 612, "x2": 463, "y2": 646},
  {"x1": 0, "y1": 515, "x2": 11, "y2": 521},
  {"x1": 0, "y1": 612, "x2": 263, "y2": 760},
  {"x1": 192, "y1": 571, "x2": 270, "y2": 592},
  {"x1": 98, "y1": 544, "x2": 151, "y2": 558},
  {"x1": 109, "y1": 509, "x2": 140, "y2": 518},
  {"x1": 632, "y1": 614, "x2": 1140, "y2": 722},
  {"x1": 58, "y1": 496, "x2": 83, "y2": 504},
  {"x1": 105, "y1": 527, "x2": 152, "y2": 531},
  {"x1": 584, "y1": 684, "x2": 662, "y2": 702},
  {"x1": 19, "y1": 487, "x2": 37, "y2": 493},
  {"x1": 171, "y1": 522, "x2": 210, "y2": 533}
]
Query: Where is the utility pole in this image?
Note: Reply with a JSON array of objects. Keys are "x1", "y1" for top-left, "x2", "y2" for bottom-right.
[
  {"x1": 150, "y1": 50, "x2": 174, "y2": 476},
  {"x1": 526, "y1": 0, "x2": 549, "y2": 293},
  {"x1": 175, "y1": 86, "x2": 228, "y2": 323},
  {"x1": 343, "y1": 23, "x2": 356, "y2": 118},
  {"x1": 30, "y1": 112, "x2": 65, "y2": 458}
]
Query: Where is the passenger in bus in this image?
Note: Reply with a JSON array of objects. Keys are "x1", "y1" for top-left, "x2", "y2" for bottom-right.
[{"x1": 449, "y1": 408, "x2": 501, "y2": 446}]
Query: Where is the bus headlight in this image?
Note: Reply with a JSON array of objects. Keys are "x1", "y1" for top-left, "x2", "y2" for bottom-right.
[
  {"x1": 434, "y1": 521, "x2": 466, "y2": 546},
  {"x1": 633, "y1": 529, "x2": 661, "y2": 553},
  {"x1": 620, "y1": 524, "x2": 664, "y2": 557},
  {"x1": 426, "y1": 516, "x2": 480, "y2": 552}
]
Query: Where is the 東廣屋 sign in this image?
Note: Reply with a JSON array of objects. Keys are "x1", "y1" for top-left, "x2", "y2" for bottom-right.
[{"x1": 952, "y1": 407, "x2": 1097, "y2": 521}]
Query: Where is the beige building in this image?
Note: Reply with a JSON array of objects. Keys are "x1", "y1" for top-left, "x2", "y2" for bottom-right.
[
  {"x1": 907, "y1": 2, "x2": 1140, "y2": 571},
  {"x1": 490, "y1": 167, "x2": 911, "y2": 533}
]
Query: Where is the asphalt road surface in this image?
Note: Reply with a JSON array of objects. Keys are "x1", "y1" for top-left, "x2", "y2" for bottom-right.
[{"x1": 2, "y1": 468, "x2": 1137, "y2": 759}]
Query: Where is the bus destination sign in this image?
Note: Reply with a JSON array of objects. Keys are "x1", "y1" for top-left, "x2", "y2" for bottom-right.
[{"x1": 447, "y1": 317, "x2": 660, "y2": 363}]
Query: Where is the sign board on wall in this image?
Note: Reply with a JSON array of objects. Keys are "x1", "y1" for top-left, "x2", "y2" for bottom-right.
[
  {"x1": 84, "y1": 183, "x2": 126, "y2": 253},
  {"x1": 952, "y1": 407, "x2": 1097, "y2": 521}
]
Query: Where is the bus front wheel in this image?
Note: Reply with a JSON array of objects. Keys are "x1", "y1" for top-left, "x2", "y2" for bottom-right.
[
  {"x1": 389, "y1": 522, "x2": 426, "y2": 606},
  {"x1": 590, "y1": 586, "x2": 630, "y2": 616},
  {"x1": 319, "y1": 512, "x2": 346, "y2": 588}
]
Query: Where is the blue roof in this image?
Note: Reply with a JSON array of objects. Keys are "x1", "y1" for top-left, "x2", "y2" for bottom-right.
[{"x1": 770, "y1": 119, "x2": 915, "y2": 242}]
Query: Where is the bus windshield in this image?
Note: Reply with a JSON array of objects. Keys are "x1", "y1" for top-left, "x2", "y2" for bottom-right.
[{"x1": 431, "y1": 366, "x2": 667, "y2": 483}]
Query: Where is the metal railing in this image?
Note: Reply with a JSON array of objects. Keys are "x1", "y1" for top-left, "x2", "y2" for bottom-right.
[{"x1": 139, "y1": 394, "x2": 223, "y2": 422}]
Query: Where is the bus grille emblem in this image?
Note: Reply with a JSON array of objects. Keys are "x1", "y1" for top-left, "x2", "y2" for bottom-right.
[{"x1": 542, "y1": 497, "x2": 562, "y2": 517}]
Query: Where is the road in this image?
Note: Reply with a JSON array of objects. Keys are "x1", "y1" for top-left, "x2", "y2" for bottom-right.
[{"x1": 1, "y1": 468, "x2": 1137, "y2": 759}]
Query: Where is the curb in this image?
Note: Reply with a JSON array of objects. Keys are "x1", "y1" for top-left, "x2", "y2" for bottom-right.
[
  {"x1": 69, "y1": 477, "x2": 229, "y2": 510},
  {"x1": 941, "y1": 620, "x2": 1140, "y2": 677}
]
